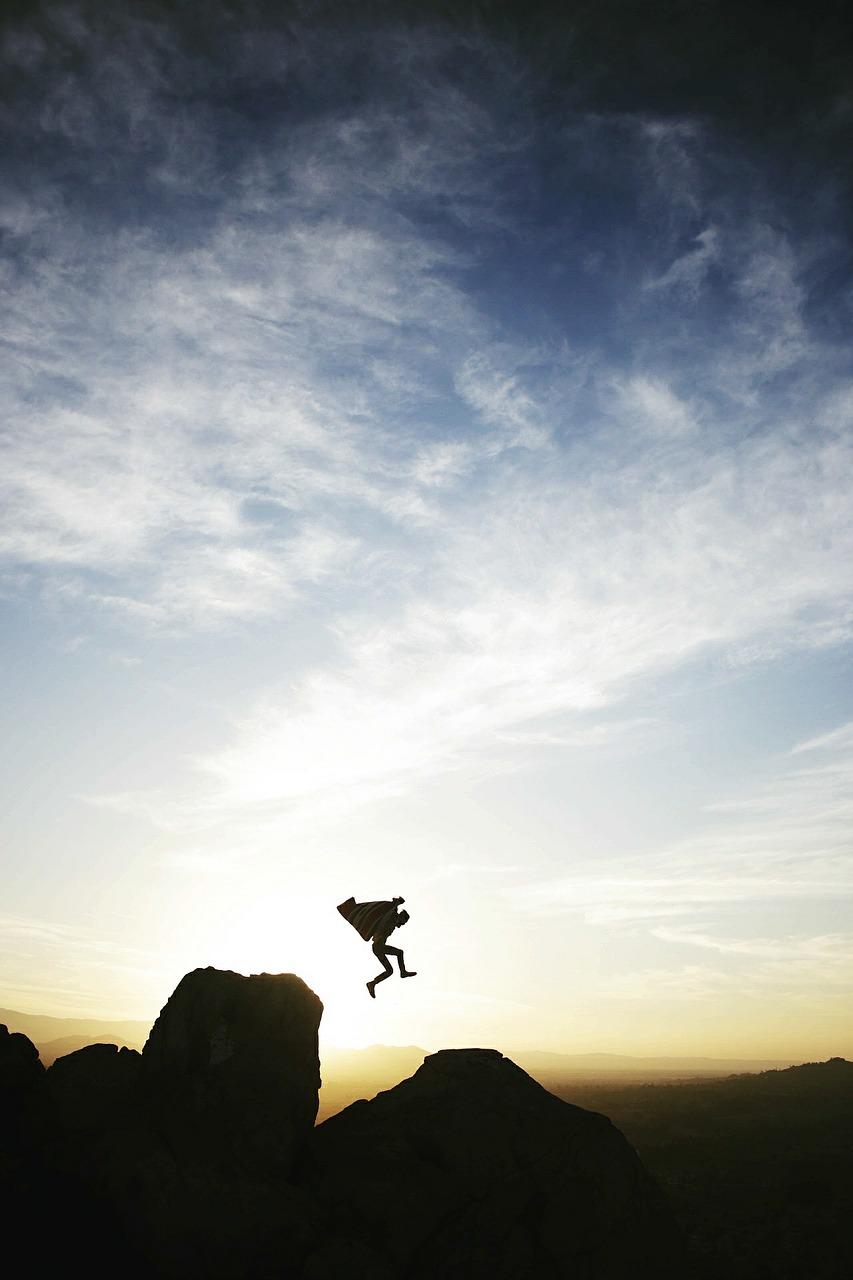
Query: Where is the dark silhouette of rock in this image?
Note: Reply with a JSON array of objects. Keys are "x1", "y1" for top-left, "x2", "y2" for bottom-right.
[
  {"x1": 295, "y1": 1047, "x2": 688, "y2": 1278},
  {"x1": 1, "y1": 976, "x2": 689, "y2": 1279},
  {"x1": 1, "y1": 1022, "x2": 44, "y2": 1127},
  {"x1": 34, "y1": 1041, "x2": 145, "y2": 1137},
  {"x1": 143, "y1": 966, "x2": 322, "y2": 1180},
  {"x1": 1, "y1": 1022, "x2": 45, "y2": 1174},
  {"x1": 6, "y1": 969, "x2": 325, "y2": 1278}
]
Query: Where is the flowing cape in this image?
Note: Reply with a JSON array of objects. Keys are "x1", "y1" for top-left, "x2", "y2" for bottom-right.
[{"x1": 337, "y1": 896, "x2": 398, "y2": 941}]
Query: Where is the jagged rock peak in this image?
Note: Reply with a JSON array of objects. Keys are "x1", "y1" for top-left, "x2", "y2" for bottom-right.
[
  {"x1": 0, "y1": 1022, "x2": 44, "y2": 1089},
  {"x1": 1, "y1": 1023, "x2": 45, "y2": 1146}
]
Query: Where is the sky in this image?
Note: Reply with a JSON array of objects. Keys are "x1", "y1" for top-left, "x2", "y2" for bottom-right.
[{"x1": 2, "y1": 0, "x2": 852, "y2": 1060}]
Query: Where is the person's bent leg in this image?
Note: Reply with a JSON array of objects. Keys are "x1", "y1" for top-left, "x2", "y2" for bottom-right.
[
  {"x1": 368, "y1": 946, "x2": 394, "y2": 997},
  {"x1": 386, "y1": 945, "x2": 417, "y2": 979}
]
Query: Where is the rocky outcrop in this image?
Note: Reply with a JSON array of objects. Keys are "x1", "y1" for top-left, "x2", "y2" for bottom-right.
[
  {"x1": 1, "y1": 972, "x2": 688, "y2": 1278},
  {"x1": 143, "y1": 967, "x2": 322, "y2": 1181},
  {"x1": 295, "y1": 1047, "x2": 686, "y2": 1279},
  {"x1": 0, "y1": 1022, "x2": 45, "y2": 1170},
  {"x1": 12, "y1": 968, "x2": 324, "y2": 1279},
  {"x1": 1, "y1": 1022, "x2": 44, "y2": 1127}
]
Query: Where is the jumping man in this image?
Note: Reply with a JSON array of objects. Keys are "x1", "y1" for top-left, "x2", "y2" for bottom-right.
[
  {"x1": 366, "y1": 897, "x2": 417, "y2": 998},
  {"x1": 336, "y1": 894, "x2": 419, "y2": 997}
]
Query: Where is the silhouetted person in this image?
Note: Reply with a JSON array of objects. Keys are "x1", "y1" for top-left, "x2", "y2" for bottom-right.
[
  {"x1": 367, "y1": 898, "x2": 417, "y2": 997},
  {"x1": 336, "y1": 894, "x2": 418, "y2": 996}
]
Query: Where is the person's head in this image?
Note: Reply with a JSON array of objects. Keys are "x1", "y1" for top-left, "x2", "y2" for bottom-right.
[{"x1": 396, "y1": 908, "x2": 410, "y2": 927}]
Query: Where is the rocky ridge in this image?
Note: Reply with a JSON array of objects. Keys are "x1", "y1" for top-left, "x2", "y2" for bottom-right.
[{"x1": 0, "y1": 968, "x2": 689, "y2": 1278}]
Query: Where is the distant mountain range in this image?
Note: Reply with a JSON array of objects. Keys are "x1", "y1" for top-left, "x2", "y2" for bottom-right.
[
  {"x1": 321, "y1": 1043, "x2": 799, "y2": 1081},
  {"x1": 0, "y1": 1007, "x2": 150, "y2": 1065},
  {"x1": 510, "y1": 1049, "x2": 800, "y2": 1077},
  {"x1": 1, "y1": 1006, "x2": 802, "y2": 1078}
]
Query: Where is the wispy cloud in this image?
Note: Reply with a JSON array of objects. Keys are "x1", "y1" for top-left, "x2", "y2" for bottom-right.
[
  {"x1": 594, "y1": 961, "x2": 853, "y2": 1007},
  {"x1": 0, "y1": 912, "x2": 173, "y2": 1017},
  {"x1": 79, "y1": 387, "x2": 853, "y2": 833},
  {"x1": 2, "y1": 15, "x2": 539, "y2": 631},
  {"x1": 504, "y1": 721, "x2": 853, "y2": 1016},
  {"x1": 506, "y1": 873, "x2": 852, "y2": 928},
  {"x1": 3, "y1": 11, "x2": 850, "y2": 650},
  {"x1": 649, "y1": 927, "x2": 853, "y2": 969},
  {"x1": 597, "y1": 935, "x2": 853, "y2": 1008},
  {"x1": 5, "y1": 6, "x2": 853, "y2": 849},
  {"x1": 645, "y1": 226, "x2": 718, "y2": 296}
]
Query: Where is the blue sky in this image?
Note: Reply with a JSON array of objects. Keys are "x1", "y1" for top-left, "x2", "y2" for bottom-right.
[{"x1": 2, "y1": 0, "x2": 852, "y2": 1056}]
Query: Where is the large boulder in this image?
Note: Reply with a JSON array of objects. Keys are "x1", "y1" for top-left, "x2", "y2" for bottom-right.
[
  {"x1": 143, "y1": 966, "x2": 322, "y2": 1179},
  {"x1": 296, "y1": 1048, "x2": 688, "y2": 1279},
  {"x1": 0, "y1": 1024, "x2": 44, "y2": 1146}
]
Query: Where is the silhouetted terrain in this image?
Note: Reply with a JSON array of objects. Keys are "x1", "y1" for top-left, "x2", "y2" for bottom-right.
[
  {"x1": 0, "y1": 1008, "x2": 147, "y2": 1065},
  {"x1": 1, "y1": 974, "x2": 688, "y2": 1278},
  {"x1": 548, "y1": 1059, "x2": 853, "y2": 1280},
  {"x1": 316, "y1": 1050, "x2": 853, "y2": 1277},
  {"x1": 315, "y1": 1045, "x2": 798, "y2": 1122},
  {"x1": 5, "y1": 1001, "x2": 848, "y2": 1277}
]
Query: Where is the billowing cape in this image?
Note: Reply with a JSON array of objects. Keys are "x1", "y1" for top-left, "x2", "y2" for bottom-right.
[{"x1": 337, "y1": 896, "x2": 399, "y2": 941}]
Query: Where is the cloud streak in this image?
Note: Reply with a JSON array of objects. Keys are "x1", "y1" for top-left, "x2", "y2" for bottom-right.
[
  {"x1": 106, "y1": 394, "x2": 850, "y2": 831},
  {"x1": 504, "y1": 723, "x2": 853, "y2": 1010}
]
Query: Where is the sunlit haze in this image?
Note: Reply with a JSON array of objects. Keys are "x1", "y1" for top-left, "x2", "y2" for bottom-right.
[{"x1": 2, "y1": 0, "x2": 852, "y2": 1062}]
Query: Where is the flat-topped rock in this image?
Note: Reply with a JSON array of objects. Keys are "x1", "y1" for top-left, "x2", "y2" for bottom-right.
[{"x1": 143, "y1": 966, "x2": 323, "y2": 1178}]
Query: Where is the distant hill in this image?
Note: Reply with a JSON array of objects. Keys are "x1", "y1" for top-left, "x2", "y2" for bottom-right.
[
  {"x1": 511, "y1": 1049, "x2": 799, "y2": 1080},
  {"x1": 319, "y1": 1043, "x2": 797, "y2": 1079},
  {"x1": 548, "y1": 1057, "x2": 853, "y2": 1280},
  {"x1": 0, "y1": 1006, "x2": 811, "y2": 1083},
  {"x1": 0, "y1": 1007, "x2": 149, "y2": 1065},
  {"x1": 312, "y1": 1043, "x2": 803, "y2": 1122}
]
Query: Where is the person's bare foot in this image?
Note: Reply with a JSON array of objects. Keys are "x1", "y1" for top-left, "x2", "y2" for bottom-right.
[{"x1": 367, "y1": 981, "x2": 376, "y2": 998}]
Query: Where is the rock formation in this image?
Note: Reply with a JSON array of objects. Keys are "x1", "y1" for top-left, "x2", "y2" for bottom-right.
[
  {"x1": 295, "y1": 1047, "x2": 686, "y2": 1279},
  {"x1": 0, "y1": 1021, "x2": 44, "y2": 1186},
  {"x1": 0, "y1": 1022, "x2": 44, "y2": 1124},
  {"x1": 143, "y1": 967, "x2": 322, "y2": 1181},
  {"x1": 5, "y1": 968, "x2": 323, "y2": 1278},
  {"x1": 1, "y1": 971, "x2": 689, "y2": 1278}
]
